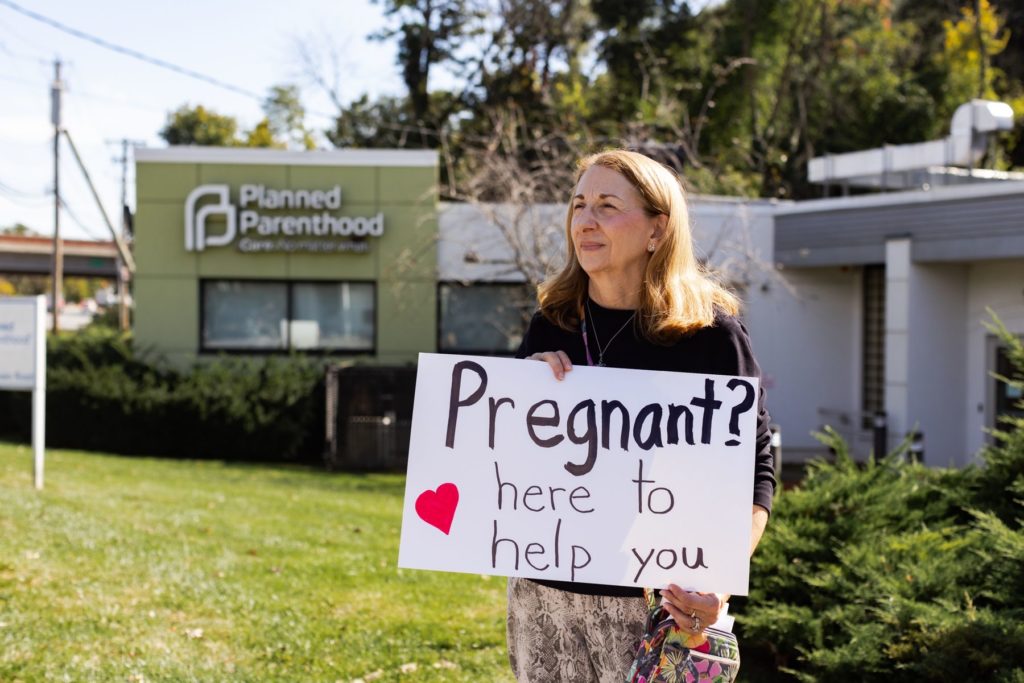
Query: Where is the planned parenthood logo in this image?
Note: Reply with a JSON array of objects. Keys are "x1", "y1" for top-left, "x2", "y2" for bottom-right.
[
  {"x1": 184, "y1": 184, "x2": 384, "y2": 254},
  {"x1": 185, "y1": 185, "x2": 236, "y2": 252}
]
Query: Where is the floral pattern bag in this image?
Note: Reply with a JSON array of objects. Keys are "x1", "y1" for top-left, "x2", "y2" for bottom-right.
[{"x1": 626, "y1": 588, "x2": 740, "y2": 683}]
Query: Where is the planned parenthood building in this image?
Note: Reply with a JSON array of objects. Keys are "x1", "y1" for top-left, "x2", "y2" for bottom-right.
[
  {"x1": 133, "y1": 147, "x2": 1024, "y2": 468},
  {"x1": 133, "y1": 147, "x2": 439, "y2": 367}
]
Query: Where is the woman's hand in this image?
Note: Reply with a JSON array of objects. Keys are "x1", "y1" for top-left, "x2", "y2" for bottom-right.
[
  {"x1": 659, "y1": 585, "x2": 726, "y2": 634},
  {"x1": 526, "y1": 351, "x2": 573, "y2": 380}
]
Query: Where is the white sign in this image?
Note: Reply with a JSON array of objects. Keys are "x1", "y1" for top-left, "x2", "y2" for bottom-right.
[
  {"x1": 184, "y1": 184, "x2": 384, "y2": 253},
  {"x1": 0, "y1": 296, "x2": 42, "y2": 390},
  {"x1": 398, "y1": 353, "x2": 759, "y2": 596},
  {"x1": 0, "y1": 296, "x2": 47, "y2": 490}
]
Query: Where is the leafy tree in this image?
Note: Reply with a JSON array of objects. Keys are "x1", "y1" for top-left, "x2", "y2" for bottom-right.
[
  {"x1": 161, "y1": 85, "x2": 315, "y2": 149},
  {"x1": 159, "y1": 104, "x2": 240, "y2": 146},
  {"x1": 327, "y1": 94, "x2": 421, "y2": 148},
  {"x1": 939, "y1": 0, "x2": 1010, "y2": 110},
  {"x1": 1, "y1": 223, "x2": 38, "y2": 236},
  {"x1": 308, "y1": 0, "x2": 1023, "y2": 199},
  {"x1": 263, "y1": 84, "x2": 316, "y2": 150},
  {"x1": 243, "y1": 119, "x2": 284, "y2": 149},
  {"x1": 371, "y1": 0, "x2": 480, "y2": 125}
]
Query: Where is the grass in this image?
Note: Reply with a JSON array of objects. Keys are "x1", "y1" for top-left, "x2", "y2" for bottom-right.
[{"x1": 0, "y1": 442, "x2": 513, "y2": 682}]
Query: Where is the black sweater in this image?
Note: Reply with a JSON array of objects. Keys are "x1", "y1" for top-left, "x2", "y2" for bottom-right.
[{"x1": 516, "y1": 298, "x2": 776, "y2": 597}]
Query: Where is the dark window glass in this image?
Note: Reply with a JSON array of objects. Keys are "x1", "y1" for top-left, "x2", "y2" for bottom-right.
[
  {"x1": 862, "y1": 265, "x2": 885, "y2": 428},
  {"x1": 201, "y1": 280, "x2": 375, "y2": 353},
  {"x1": 291, "y1": 282, "x2": 374, "y2": 351},
  {"x1": 203, "y1": 281, "x2": 287, "y2": 350},
  {"x1": 438, "y1": 283, "x2": 534, "y2": 354},
  {"x1": 995, "y1": 345, "x2": 1024, "y2": 424}
]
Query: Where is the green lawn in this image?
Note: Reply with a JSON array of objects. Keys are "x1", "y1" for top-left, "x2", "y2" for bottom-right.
[{"x1": 0, "y1": 443, "x2": 513, "y2": 682}]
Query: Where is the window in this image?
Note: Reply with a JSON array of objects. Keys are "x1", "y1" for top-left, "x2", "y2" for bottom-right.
[
  {"x1": 438, "y1": 283, "x2": 534, "y2": 355},
  {"x1": 291, "y1": 282, "x2": 374, "y2": 351},
  {"x1": 861, "y1": 265, "x2": 885, "y2": 428},
  {"x1": 201, "y1": 280, "x2": 374, "y2": 353},
  {"x1": 994, "y1": 345, "x2": 1024, "y2": 424}
]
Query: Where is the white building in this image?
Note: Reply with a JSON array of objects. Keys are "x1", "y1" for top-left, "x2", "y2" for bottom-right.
[{"x1": 439, "y1": 180, "x2": 1024, "y2": 468}]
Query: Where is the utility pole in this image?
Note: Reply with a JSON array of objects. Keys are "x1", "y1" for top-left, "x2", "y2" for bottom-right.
[
  {"x1": 108, "y1": 138, "x2": 144, "y2": 331},
  {"x1": 50, "y1": 59, "x2": 63, "y2": 334}
]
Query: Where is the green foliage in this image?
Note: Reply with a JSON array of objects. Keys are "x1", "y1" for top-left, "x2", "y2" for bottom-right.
[
  {"x1": 331, "y1": 0, "x2": 1024, "y2": 200},
  {"x1": 371, "y1": 0, "x2": 481, "y2": 122},
  {"x1": 0, "y1": 222, "x2": 37, "y2": 236},
  {"x1": 738, "y1": 317, "x2": 1024, "y2": 681},
  {"x1": 161, "y1": 84, "x2": 315, "y2": 150},
  {"x1": 0, "y1": 329, "x2": 324, "y2": 463},
  {"x1": 160, "y1": 104, "x2": 240, "y2": 146}
]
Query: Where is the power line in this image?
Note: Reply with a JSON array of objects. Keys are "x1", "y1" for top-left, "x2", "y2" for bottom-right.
[
  {"x1": 0, "y1": 179, "x2": 46, "y2": 199},
  {"x1": 0, "y1": 70, "x2": 45, "y2": 88},
  {"x1": 0, "y1": 0, "x2": 497, "y2": 149},
  {"x1": 0, "y1": 0, "x2": 264, "y2": 101},
  {"x1": 0, "y1": 37, "x2": 47, "y2": 64},
  {"x1": 58, "y1": 197, "x2": 105, "y2": 242},
  {"x1": 0, "y1": 181, "x2": 51, "y2": 208}
]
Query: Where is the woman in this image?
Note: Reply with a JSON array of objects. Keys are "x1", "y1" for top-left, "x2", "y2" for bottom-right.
[{"x1": 508, "y1": 149, "x2": 775, "y2": 682}]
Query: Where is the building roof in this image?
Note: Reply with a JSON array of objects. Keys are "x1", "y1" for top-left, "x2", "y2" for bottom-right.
[{"x1": 135, "y1": 146, "x2": 439, "y2": 168}]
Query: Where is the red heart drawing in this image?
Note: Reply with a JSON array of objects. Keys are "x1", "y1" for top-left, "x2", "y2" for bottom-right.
[{"x1": 415, "y1": 483, "x2": 459, "y2": 535}]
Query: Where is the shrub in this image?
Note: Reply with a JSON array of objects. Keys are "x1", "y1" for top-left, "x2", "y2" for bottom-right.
[
  {"x1": 737, "y1": 317, "x2": 1024, "y2": 682},
  {"x1": 0, "y1": 329, "x2": 325, "y2": 463}
]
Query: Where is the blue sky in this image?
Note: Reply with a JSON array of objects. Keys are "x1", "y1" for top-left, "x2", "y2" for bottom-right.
[{"x1": 0, "y1": 0, "x2": 428, "y2": 241}]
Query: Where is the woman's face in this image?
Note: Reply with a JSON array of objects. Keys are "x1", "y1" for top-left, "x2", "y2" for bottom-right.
[{"x1": 570, "y1": 165, "x2": 662, "y2": 281}]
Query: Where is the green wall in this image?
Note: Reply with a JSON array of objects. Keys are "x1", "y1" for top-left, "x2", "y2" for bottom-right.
[{"x1": 133, "y1": 151, "x2": 438, "y2": 367}]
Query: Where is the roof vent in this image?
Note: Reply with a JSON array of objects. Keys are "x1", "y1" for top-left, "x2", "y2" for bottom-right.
[{"x1": 808, "y1": 100, "x2": 1018, "y2": 190}]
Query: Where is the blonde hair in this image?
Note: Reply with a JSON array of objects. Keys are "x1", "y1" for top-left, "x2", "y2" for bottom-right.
[{"x1": 537, "y1": 149, "x2": 739, "y2": 343}]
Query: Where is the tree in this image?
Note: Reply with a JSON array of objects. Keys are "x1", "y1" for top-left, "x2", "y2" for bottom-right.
[
  {"x1": 1, "y1": 223, "x2": 38, "y2": 236},
  {"x1": 327, "y1": 94, "x2": 422, "y2": 149},
  {"x1": 371, "y1": 0, "x2": 481, "y2": 126},
  {"x1": 159, "y1": 105, "x2": 240, "y2": 146},
  {"x1": 263, "y1": 84, "x2": 316, "y2": 150},
  {"x1": 160, "y1": 85, "x2": 316, "y2": 149},
  {"x1": 243, "y1": 119, "x2": 282, "y2": 148},
  {"x1": 305, "y1": 0, "x2": 1022, "y2": 201}
]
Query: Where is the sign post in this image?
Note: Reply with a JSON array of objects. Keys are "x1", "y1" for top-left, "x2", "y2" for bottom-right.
[
  {"x1": 0, "y1": 296, "x2": 47, "y2": 489},
  {"x1": 399, "y1": 353, "x2": 759, "y2": 596}
]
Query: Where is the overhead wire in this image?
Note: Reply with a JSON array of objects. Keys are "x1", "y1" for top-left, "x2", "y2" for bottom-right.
[
  {"x1": 0, "y1": 0, "x2": 503, "y2": 150},
  {"x1": 0, "y1": 70, "x2": 45, "y2": 88},
  {"x1": 0, "y1": 180, "x2": 51, "y2": 208},
  {"x1": 0, "y1": 0, "x2": 265, "y2": 101},
  {"x1": 58, "y1": 196, "x2": 106, "y2": 242},
  {"x1": 0, "y1": 179, "x2": 47, "y2": 199},
  {"x1": 0, "y1": 1, "x2": 346, "y2": 128}
]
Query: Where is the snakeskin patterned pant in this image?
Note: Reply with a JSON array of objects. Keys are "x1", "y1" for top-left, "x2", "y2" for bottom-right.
[{"x1": 506, "y1": 577, "x2": 648, "y2": 682}]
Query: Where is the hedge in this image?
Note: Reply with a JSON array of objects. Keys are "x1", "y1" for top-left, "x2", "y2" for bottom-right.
[
  {"x1": 737, "y1": 316, "x2": 1024, "y2": 682},
  {"x1": 0, "y1": 327, "x2": 324, "y2": 462}
]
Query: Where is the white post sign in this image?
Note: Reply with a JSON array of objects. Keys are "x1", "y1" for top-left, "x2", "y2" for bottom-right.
[
  {"x1": 0, "y1": 296, "x2": 47, "y2": 489},
  {"x1": 398, "y1": 353, "x2": 759, "y2": 596}
]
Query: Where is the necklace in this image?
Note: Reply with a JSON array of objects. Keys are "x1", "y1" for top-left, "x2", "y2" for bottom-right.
[{"x1": 583, "y1": 298, "x2": 637, "y2": 367}]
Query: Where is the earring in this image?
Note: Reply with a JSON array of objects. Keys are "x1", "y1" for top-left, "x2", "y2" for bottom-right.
[{"x1": 647, "y1": 240, "x2": 657, "y2": 252}]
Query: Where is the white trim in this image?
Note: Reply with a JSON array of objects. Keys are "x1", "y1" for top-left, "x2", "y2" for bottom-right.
[
  {"x1": 776, "y1": 180, "x2": 1024, "y2": 215},
  {"x1": 134, "y1": 146, "x2": 438, "y2": 167}
]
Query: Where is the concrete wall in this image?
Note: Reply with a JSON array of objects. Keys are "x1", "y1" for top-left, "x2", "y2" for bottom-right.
[
  {"x1": 133, "y1": 149, "x2": 438, "y2": 366},
  {"x1": 904, "y1": 260, "x2": 969, "y2": 466},
  {"x1": 965, "y1": 259, "x2": 1024, "y2": 462},
  {"x1": 746, "y1": 266, "x2": 864, "y2": 459}
]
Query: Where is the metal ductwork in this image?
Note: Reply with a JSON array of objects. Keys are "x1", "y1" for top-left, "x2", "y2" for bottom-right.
[{"x1": 808, "y1": 99, "x2": 1017, "y2": 190}]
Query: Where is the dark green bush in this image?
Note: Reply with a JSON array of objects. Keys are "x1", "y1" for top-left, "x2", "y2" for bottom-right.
[
  {"x1": 738, "y1": 317, "x2": 1024, "y2": 682},
  {"x1": 0, "y1": 328, "x2": 324, "y2": 462}
]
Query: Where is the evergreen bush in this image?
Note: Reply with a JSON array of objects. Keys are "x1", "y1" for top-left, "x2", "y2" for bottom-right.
[
  {"x1": 738, "y1": 316, "x2": 1024, "y2": 682},
  {"x1": 0, "y1": 328, "x2": 324, "y2": 462}
]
